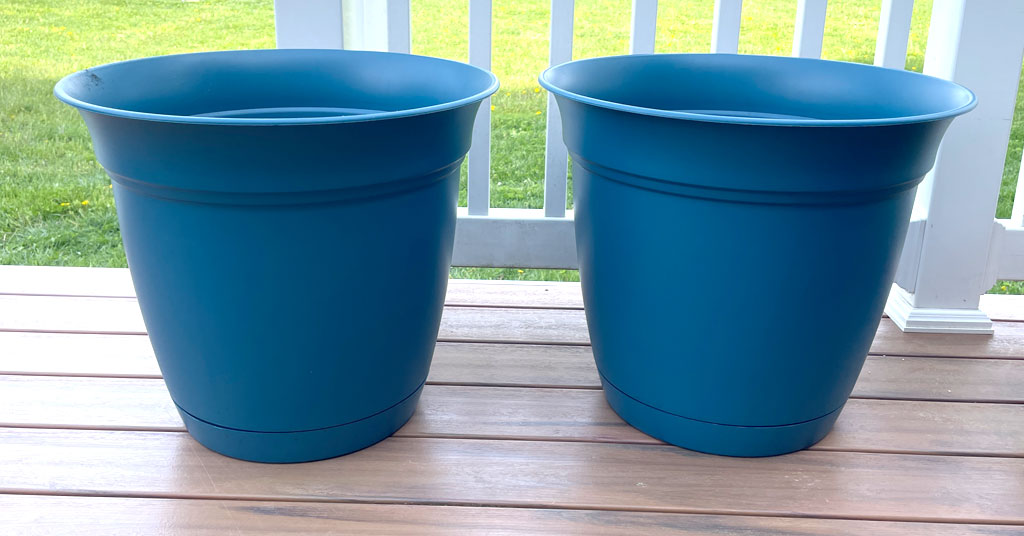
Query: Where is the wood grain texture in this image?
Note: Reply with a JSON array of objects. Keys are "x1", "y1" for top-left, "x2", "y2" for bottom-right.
[
  {"x1": 3, "y1": 295, "x2": 1022, "y2": 358},
  {"x1": 439, "y1": 306, "x2": 590, "y2": 344},
  {"x1": 4, "y1": 495, "x2": 1020, "y2": 536},
  {"x1": 440, "y1": 312, "x2": 1024, "y2": 358},
  {"x1": 3, "y1": 269, "x2": 1024, "y2": 533},
  {"x1": 871, "y1": 319, "x2": 1024, "y2": 359},
  {"x1": 433, "y1": 347, "x2": 1024, "y2": 403},
  {"x1": 0, "y1": 295, "x2": 146, "y2": 334},
  {"x1": 856, "y1": 355, "x2": 1024, "y2": 403},
  {"x1": 228, "y1": 390, "x2": 1024, "y2": 456},
  {"x1": 0, "y1": 375, "x2": 181, "y2": 431},
  {"x1": 445, "y1": 279, "x2": 583, "y2": 309},
  {"x1": 0, "y1": 265, "x2": 136, "y2": 298},
  {"x1": 455, "y1": 312, "x2": 1024, "y2": 358},
  {"x1": 0, "y1": 265, "x2": 586, "y2": 309},
  {"x1": 3, "y1": 332, "x2": 1023, "y2": 404},
  {"x1": 1, "y1": 429, "x2": 1022, "y2": 523},
  {"x1": 429, "y1": 342, "x2": 598, "y2": 387},
  {"x1": 0, "y1": 331, "x2": 161, "y2": 377},
  {"x1": 980, "y1": 293, "x2": 1024, "y2": 322},
  {"x1": 2, "y1": 376, "x2": 1022, "y2": 457},
  {"x1": 5, "y1": 267, "x2": 1021, "y2": 321},
  {"x1": 0, "y1": 296, "x2": 597, "y2": 343},
  {"x1": 816, "y1": 399, "x2": 1024, "y2": 456}
]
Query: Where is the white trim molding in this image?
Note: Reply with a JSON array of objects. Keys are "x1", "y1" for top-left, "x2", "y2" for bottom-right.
[
  {"x1": 888, "y1": 218, "x2": 1023, "y2": 334},
  {"x1": 885, "y1": 284, "x2": 994, "y2": 334},
  {"x1": 453, "y1": 208, "x2": 577, "y2": 269},
  {"x1": 885, "y1": 0, "x2": 1024, "y2": 333},
  {"x1": 992, "y1": 221, "x2": 1024, "y2": 281}
]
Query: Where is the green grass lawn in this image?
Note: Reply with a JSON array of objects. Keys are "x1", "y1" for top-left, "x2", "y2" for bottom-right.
[{"x1": 1, "y1": 0, "x2": 1021, "y2": 292}]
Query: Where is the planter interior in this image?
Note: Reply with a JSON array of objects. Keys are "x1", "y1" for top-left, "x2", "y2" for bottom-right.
[
  {"x1": 57, "y1": 49, "x2": 497, "y2": 123},
  {"x1": 541, "y1": 53, "x2": 973, "y2": 125}
]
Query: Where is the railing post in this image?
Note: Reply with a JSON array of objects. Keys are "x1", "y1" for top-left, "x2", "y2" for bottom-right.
[
  {"x1": 340, "y1": 0, "x2": 381, "y2": 51},
  {"x1": 466, "y1": 0, "x2": 493, "y2": 216},
  {"x1": 542, "y1": 0, "x2": 575, "y2": 219},
  {"x1": 385, "y1": 0, "x2": 412, "y2": 54},
  {"x1": 710, "y1": 0, "x2": 742, "y2": 54},
  {"x1": 629, "y1": 0, "x2": 658, "y2": 55},
  {"x1": 885, "y1": 0, "x2": 1024, "y2": 333},
  {"x1": 337, "y1": 0, "x2": 410, "y2": 52},
  {"x1": 274, "y1": 0, "x2": 344, "y2": 49},
  {"x1": 873, "y1": 0, "x2": 914, "y2": 69},
  {"x1": 792, "y1": 0, "x2": 827, "y2": 58},
  {"x1": 274, "y1": 1, "x2": 409, "y2": 52}
]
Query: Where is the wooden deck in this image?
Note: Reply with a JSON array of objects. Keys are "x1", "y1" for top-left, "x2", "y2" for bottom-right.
[{"x1": 0, "y1": 265, "x2": 1022, "y2": 535}]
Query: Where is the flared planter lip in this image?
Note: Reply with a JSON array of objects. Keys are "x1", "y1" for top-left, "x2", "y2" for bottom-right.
[
  {"x1": 540, "y1": 53, "x2": 976, "y2": 127},
  {"x1": 55, "y1": 49, "x2": 499, "y2": 126}
]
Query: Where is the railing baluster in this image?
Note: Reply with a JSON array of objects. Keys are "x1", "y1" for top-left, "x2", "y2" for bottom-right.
[
  {"x1": 386, "y1": 0, "x2": 411, "y2": 53},
  {"x1": 341, "y1": 0, "x2": 383, "y2": 51},
  {"x1": 629, "y1": 0, "x2": 658, "y2": 55},
  {"x1": 874, "y1": 0, "x2": 914, "y2": 69},
  {"x1": 467, "y1": 0, "x2": 493, "y2": 216},
  {"x1": 711, "y1": 0, "x2": 742, "y2": 54},
  {"x1": 274, "y1": 0, "x2": 344, "y2": 49},
  {"x1": 792, "y1": 0, "x2": 827, "y2": 58},
  {"x1": 1012, "y1": 153, "x2": 1024, "y2": 226},
  {"x1": 542, "y1": 0, "x2": 575, "y2": 219},
  {"x1": 886, "y1": 0, "x2": 1024, "y2": 332}
]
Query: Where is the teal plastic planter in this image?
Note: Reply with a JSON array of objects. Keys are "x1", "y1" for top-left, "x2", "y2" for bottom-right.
[
  {"x1": 56, "y1": 49, "x2": 497, "y2": 463},
  {"x1": 541, "y1": 54, "x2": 975, "y2": 457}
]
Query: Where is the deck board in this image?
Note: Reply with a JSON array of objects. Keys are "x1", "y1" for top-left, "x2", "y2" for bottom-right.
[
  {"x1": 0, "y1": 265, "x2": 587, "y2": 309},
  {"x1": 0, "y1": 332, "x2": 161, "y2": 377},
  {"x1": 2, "y1": 428, "x2": 1023, "y2": 524},
  {"x1": 2, "y1": 375, "x2": 1022, "y2": 457},
  {"x1": 3, "y1": 264, "x2": 1020, "y2": 319},
  {"x1": 5, "y1": 495, "x2": 1021, "y2": 536},
  {"x1": 2, "y1": 333, "x2": 1024, "y2": 403},
  {"x1": 2, "y1": 294, "x2": 1024, "y2": 358},
  {"x1": 1, "y1": 266, "x2": 1022, "y2": 534}
]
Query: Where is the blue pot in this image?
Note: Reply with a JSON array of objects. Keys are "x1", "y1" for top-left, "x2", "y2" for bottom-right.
[
  {"x1": 541, "y1": 54, "x2": 974, "y2": 457},
  {"x1": 56, "y1": 49, "x2": 497, "y2": 462}
]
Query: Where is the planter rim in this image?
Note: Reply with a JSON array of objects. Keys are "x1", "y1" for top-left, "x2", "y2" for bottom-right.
[
  {"x1": 55, "y1": 49, "x2": 499, "y2": 126},
  {"x1": 539, "y1": 53, "x2": 976, "y2": 127}
]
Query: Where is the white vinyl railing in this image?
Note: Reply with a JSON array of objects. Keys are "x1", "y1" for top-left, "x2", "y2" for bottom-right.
[
  {"x1": 274, "y1": 0, "x2": 1024, "y2": 333},
  {"x1": 466, "y1": 0, "x2": 492, "y2": 217}
]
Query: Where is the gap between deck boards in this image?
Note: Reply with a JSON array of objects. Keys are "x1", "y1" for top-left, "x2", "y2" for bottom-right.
[
  {"x1": 3, "y1": 494, "x2": 1022, "y2": 536},
  {"x1": 1, "y1": 430, "x2": 1023, "y2": 525},
  {"x1": 1, "y1": 295, "x2": 1023, "y2": 360},
  {"x1": 3, "y1": 268, "x2": 1023, "y2": 530},
  {"x1": 2, "y1": 488, "x2": 1024, "y2": 529},
  {"x1": 2, "y1": 333, "x2": 1023, "y2": 401},
  {"x1": 2, "y1": 375, "x2": 1022, "y2": 458},
  {"x1": 1, "y1": 265, "x2": 1021, "y2": 320}
]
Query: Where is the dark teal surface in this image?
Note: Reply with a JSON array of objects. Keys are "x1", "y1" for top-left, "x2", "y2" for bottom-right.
[
  {"x1": 57, "y1": 49, "x2": 497, "y2": 462},
  {"x1": 541, "y1": 54, "x2": 975, "y2": 457}
]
